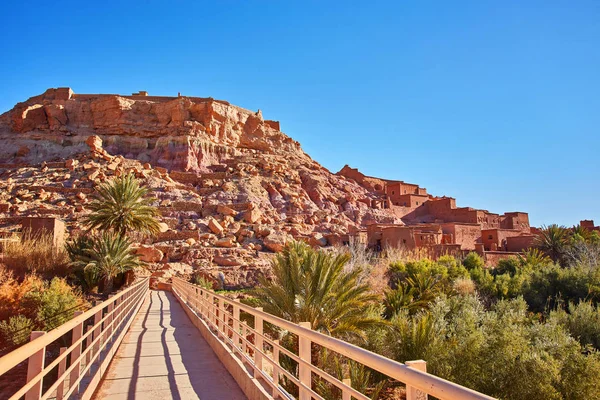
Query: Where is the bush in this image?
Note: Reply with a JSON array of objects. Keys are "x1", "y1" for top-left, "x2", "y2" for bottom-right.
[
  {"x1": 550, "y1": 301, "x2": 600, "y2": 350},
  {"x1": 385, "y1": 295, "x2": 598, "y2": 400},
  {"x1": 21, "y1": 277, "x2": 85, "y2": 331},
  {"x1": 462, "y1": 252, "x2": 484, "y2": 270},
  {"x1": 0, "y1": 315, "x2": 33, "y2": 349}
]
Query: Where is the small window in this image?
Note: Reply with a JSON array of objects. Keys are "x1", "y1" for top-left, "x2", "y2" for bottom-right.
[
  {"x1": 488, "y1": 235, "x2": 493, "y2": 240},
  {"x1": 416, "y1": 201, "x2": 419, "y2": 205},
  {"x1": 402, "y1": 239, "x2": 407, "y2": 244},
  {"x1": 391, "y1": 191, "x2": 395, "y2": 195}
]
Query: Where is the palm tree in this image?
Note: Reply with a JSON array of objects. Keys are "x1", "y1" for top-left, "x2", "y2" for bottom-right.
[
  {"x1": 84, "y1": 173, "x2": 160, "y2": 236},
  {"x1": 254, "y1": 241, "x2": 381, "y2": 341},
  {"x1": 534, "y1": 224, "x2": 569, "y2": 263},
  {"x1": 73, "y1": 233, "x2": 141, "y2": 294}
]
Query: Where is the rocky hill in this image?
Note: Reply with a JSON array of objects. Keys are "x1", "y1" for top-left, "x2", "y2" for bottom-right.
[{"x1": 0, "y1": 88, "x2": 402, "y2": 287}]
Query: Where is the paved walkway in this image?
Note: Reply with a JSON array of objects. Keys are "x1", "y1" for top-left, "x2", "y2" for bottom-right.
[{"x1": 94, "y1": 291, "x2": 246, "y2": 400}]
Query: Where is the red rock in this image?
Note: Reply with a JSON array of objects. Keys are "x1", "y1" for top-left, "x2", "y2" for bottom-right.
[
  {"x1": 208, "y1": 218, "x2": 224, "y2": 235},
  {"x1": 135, "y1": 245, "x2": 164, "y2": 263}
]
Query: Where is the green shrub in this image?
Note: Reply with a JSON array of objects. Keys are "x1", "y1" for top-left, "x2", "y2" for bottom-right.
[
  {"x1": 550, "y1": 301, "x2": 600, "y2": 350},
  {"x1": 462, "y1": 252, "x2": 484, "y2": 270},
  {"x1": 0, "y1": 315, "x2": 33, "y2": 348},
  {"x1": 22, "y1": 277, "x2": 84, "y2": 331}
]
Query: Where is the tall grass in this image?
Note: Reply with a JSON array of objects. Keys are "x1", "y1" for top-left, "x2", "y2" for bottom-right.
[{"x1": 1, "y1": 232, "x2": 69, "y2": 277}]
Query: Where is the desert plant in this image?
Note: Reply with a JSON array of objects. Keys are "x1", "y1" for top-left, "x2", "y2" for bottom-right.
[
  {"x1": 84, "y1": 173, "x2": 160, "y2": 236},
  {"x1": 254, "y1": 241, "x2": 381, "y2": 341},
  {"x1": 0, "y1": 315, "x2": 33, "y2": 349},
  {"x1": 462, "y1": 252, "x2": 485, "y2": 270},
  {"x1": 191, "y1": 273, "x2": 213, "y2": 290},
  {"x1": 535, "y1": 224, "x2": 569, "y2": 263},
  {"x1": 21, "y1": 277, "x2": 85, "y2": 331},
  {"x1": 72, "y1": 232, "x2": 141, "y2": 294},
  {"x1": 2, "y1": 232, "x2": 69, "y2": 276}
]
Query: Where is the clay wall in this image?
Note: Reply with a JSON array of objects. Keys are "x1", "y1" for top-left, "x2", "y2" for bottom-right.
[
  {"x1": 391, "y1": 194, "x2": 429, "y2": 208},
  {"x1": 21, "y1": 217, "x2": 65, "y2": 249},
  {"x1": 505, "y1": 235, "x2": 535, "y2": 252},
  {"x1": 481, "y1": 229, "x2": 524, "y2": 251},
  {"x1": 484, "y1": 251, "x2": 520, "y2": 266},
  {"x1": 500, "y1": 212, "x2": 530, "y2": 232},
  {"x1": 441, "y1": 223, "x2": 481, "y2": 250},
  {"x1": 580, "y1": 220, "x2": 595, "y2": 229}
]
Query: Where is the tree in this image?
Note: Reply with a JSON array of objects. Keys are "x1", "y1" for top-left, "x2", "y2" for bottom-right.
[
  {"x1": 254, "y1": 241, "x2": 381, "y2": 341},
  {"x1": 73, "y1": 232, "x2": 141, "y2": 294},
  {"x1": 84, "y1": 173, "x2": 160, "y2": 236},
  {"x1": 535, "y1": 224, "x2": 569, "y2": 263}
]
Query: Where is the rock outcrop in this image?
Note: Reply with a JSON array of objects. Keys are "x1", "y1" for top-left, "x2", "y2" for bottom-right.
[{"x1": 0, "y1": 88, "x2": 403, "y2": 287}]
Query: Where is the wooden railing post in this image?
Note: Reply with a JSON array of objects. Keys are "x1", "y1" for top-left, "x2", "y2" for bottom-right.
[
  {"x1": 233, "y1": 300, "x2": 241, "y2": 353},
  {"x1": 107, "y1": 301, "x2": 114, "y2": 339},
  {"x1": 93, "y1": 301, "x2": 102, "y2": 357},
  {"x1": 56, "y1": 347, "x2": 67, "y2": 400},
  {"x1": 406, "y1": 360, "x2": 428, "y2": 400},
  {"x1": 254, "y1": 307, "x2": 264, "y2": 374},
  {"x1": 70, "y1": 311, "x2": 84, "y2": 394},
  {"x1": 273, "y1": 339, "x2": 281, "y2": 396},
  {"x1": 342, "y1": 378, "x2": 352, "y2": 400},
  {"x1": 24, "y1": 331, "x2": 46, "y2": 400},
  {"x1": 219, "y1": 298, "x2": 226, "y2": 337},
  {"x1": 85, "y1": 325, "x2": 93, "y2": 373},
  {"x1": 298, "y1": 322, "x2": 312, "y2": 400}
]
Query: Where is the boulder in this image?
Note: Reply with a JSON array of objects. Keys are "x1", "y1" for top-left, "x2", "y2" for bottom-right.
[
  {"x1": 135, "y1": 245, "x2": 164, "y2": 263},
  {"x1": 208, "y1": 217, "x2": 224, "y2": 235},
  {"x1": 263, "y1": 232, "x2": 291, "y2": 253}
]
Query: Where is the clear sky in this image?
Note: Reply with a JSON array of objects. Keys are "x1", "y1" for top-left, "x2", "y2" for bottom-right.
[{"x1": 1, "y1": 1, "x2": 598, "y2": 226}]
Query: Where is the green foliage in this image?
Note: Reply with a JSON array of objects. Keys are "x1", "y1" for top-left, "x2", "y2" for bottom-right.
[
  {"x1": 550, "y1": 301, "x2": 600, "y2": 349},
  {"x1": 66, "y1": 235, "x2": 101, "y2": 292},
  {"x1": 21, "y1": 277, "x2": 84, "y2": 331},
  {"x1": 0, "y1": 315, "x2": 33, "y2": 348},
  {"x1": 254, "y1": 241, "x2": 381, "y2": 341},
  {"x1": 191, "y1": 273, "x2": 213, "y2": 290},
  {"x1": 462, "y1": 251, "x2": 484, "y2": 270},
  {"x1": 84, "y1": 173, "x2": 160, "y2": 236},
  {"x1": 385, "y1": 295, "x2": 600, "y2": 400},
  {"x1": 534, "y1": 224, "x2": 569, "y2": 262},
  {"x1": 521, "y1": 264, "x2": 599, "y2": 313},
  {"x1": 71, "y1": 232, "x2": 141, "y2": 294}
]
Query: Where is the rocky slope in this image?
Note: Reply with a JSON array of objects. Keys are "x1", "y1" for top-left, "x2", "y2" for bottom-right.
[{"x1": 0, "y1": 88, "x2": 401, "y2": 287}]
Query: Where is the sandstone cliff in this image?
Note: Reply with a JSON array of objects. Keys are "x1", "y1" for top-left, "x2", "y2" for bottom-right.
[{"x1": 0, "y1": 88, "x2": 402, "y2": 287}]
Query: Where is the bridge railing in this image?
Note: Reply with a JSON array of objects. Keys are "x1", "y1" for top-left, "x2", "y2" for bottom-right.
[
  {"x1": 172, "y1": 277, "x2": 495, "y2": 400},
  {"x1": 0, "y1": 277, "x2": 149, "y2": 400}
]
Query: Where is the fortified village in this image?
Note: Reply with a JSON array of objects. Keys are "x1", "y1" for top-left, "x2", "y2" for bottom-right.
[{"x1": 0, "y1": 88, "x2": 597, "y2": 288}]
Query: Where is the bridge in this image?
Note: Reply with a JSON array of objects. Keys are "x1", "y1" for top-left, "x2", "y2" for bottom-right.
[{"x1": 0, "y1": 278, "x2": 495, "y2": 400}]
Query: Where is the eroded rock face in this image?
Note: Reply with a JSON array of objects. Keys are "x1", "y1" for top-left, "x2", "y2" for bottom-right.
[{"x1": 0, "y1": 88, "x2": 405, "y2": 288}]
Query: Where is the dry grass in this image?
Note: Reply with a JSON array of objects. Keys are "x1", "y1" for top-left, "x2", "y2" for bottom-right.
[{"x1": 1, "y1": 233, "x2": 69, "y2": 277}]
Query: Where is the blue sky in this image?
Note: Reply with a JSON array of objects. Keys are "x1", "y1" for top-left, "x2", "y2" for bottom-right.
[{"x1": 1, "y1": 1, "x2": 598, "y2": 226}]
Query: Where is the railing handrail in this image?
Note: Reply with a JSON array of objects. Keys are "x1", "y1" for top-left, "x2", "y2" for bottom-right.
[
  {"x1": 0, "y1": 277, "x2": 149, "y2": 376},
  {"x1": 173, "y1": 277, "x2": 495, "y2": 400}
]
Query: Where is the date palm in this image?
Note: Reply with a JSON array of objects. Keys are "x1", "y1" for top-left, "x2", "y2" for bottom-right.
[
  {"x1": 73, "y1": 232, "x2": 141, "y2": 294},
  {"x1": 534, "y1": 224, "x2": 569, "y2": 263},
  {"x1": 255, "y1": 241, "x2": 380, "y2": 341},
  {"x1": 85, "y1": 173, "x2": 160, "y2": 236}
]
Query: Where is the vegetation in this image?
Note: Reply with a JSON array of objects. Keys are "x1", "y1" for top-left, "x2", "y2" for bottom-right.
[
  {"x1": 0, "y1": 266, "x2": 85, "y2": 351},
  {"x1": 249, "y1": 234, "x2": 600, "y2": 400},
  {"x1": 2, "y1": 232, "x2": 69, "y2": 277},
  {"x1": 0, "y1": 173, "x2": 158, "y2": 350},
  {"x1": 254, "y1": 241, "x2": 381, "y2": 341},
  {"x1": 70, "y1": 232, "x2": 141, "y2": 294},
  {"x1": 84, "y1": 172, "x2": 161, "y2": 236}
]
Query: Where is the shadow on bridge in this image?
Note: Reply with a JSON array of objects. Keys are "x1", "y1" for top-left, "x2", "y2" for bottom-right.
[{"x1": 93, "y1": 290, "x2": 246, "y2": 400}]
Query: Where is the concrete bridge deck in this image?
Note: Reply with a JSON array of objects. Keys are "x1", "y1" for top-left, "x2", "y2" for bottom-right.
[{"x1": 93, "y1": 290, "x2": 246, "y2": 400}]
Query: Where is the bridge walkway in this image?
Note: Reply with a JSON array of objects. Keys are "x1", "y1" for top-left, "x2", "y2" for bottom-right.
[{"x1": 93, "y1": 290, "x2": 246, "y2": 400}]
